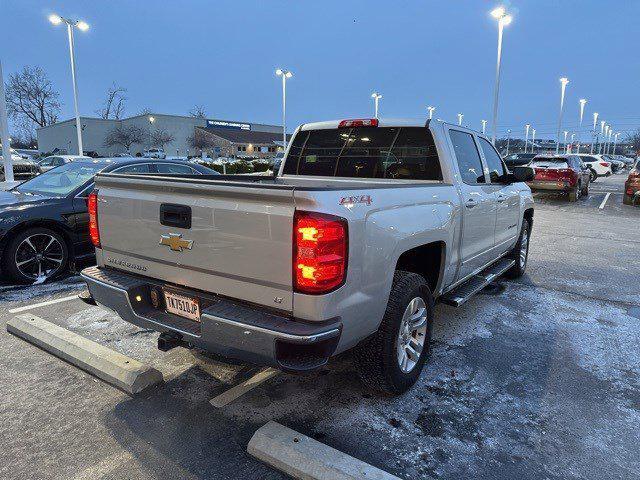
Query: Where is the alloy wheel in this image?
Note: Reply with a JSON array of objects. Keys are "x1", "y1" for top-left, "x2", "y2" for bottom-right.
[
  {"x1": 14, "y1": 233, "x2": 65, "y2": 281},
  {"x1": 396, "y1": 297, "x2": 428, "y2": 373}
]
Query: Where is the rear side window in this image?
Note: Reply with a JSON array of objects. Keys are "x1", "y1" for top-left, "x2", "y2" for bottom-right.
[
  {"x1": 283, "y1": 127, "x2": 442, "y2": 180},
  {"x1": 478, "y1": 137, "x2": 506, "y2": 182},
  {"x1": 156, "y1": 163, "x2": 196, "y2": 174},
  {"x1": 449, "y1": 130, "x2": 485, "y2": 184},
  {"x1": 579, "y1": 156, "x2": 597, "y2": 163}
]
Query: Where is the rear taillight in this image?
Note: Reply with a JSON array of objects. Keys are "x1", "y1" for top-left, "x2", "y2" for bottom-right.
[
  {"x1": 294, "y1": 211, "x2": 347, "y2": 294},
  {"x1": 600, "y1": 162, "x2": 610, "y2": 167},
  {"x1": 338, "y1": 118, "x2": 378, "y2": 128},
  {"x1": 87, "y1": 191, "x2": 100, "y2": 248}
]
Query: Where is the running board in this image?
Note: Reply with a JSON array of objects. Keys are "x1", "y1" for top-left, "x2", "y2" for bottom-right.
[{"x1": 441, "y1": 258, "x2": 515, "y2": 307}]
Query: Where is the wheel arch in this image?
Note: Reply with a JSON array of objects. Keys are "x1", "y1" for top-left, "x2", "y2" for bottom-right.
[{"x1": 395, "y1": 241, "x2": 446, "y2": 296}]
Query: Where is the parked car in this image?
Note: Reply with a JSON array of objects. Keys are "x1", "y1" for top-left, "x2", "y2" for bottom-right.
[
  {"x1": 37, "y1": 155, "x2": 91, "y2": 173},
  {"x1": 0, "y1": 148, "x2": 41, "y2": 181},
  {"x1": 503, "y1": 152, "x2": 536, "y2": 170},
  {"x1": 82, "y1": 118, "x2": 535, "y2": 394},
  {"x1": 0, "y1": 158, "x2": 217, "y2": 284},
  {"x1": 623, "y1": 160, "x2": 640, "y2": 206},
  {"x1": 602, "y1": 155, "x2": 625, "y2": 173},
  {"x1": 527, "y1": 154, "x2": 590, "y2": 201},
  {"x1": 579, "y1": 154, "x2": 612, "y2": 180},
  {"x1": 143, "y1": 148, "x2": 166, "y2": 159}
]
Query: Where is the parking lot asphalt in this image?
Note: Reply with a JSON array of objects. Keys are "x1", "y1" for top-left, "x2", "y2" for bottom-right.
[{"x1": 0, "y1": 173, "x2": 638, "y2": 480}]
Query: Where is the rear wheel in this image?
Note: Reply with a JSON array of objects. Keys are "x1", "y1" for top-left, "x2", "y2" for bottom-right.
[
  {"x1": 590, "y1": 170, "x2": 597, "y2": 182},
  {"x1": 581, "y1": 181, "x2": 589, "y2": 197},
  {"x1": 3, "y1": 227, "x2": 69, "y2": 284},
  {"x1": 568, "y1": 186, "x2": 580, "y2": 202},
  {"x1": 355, "y1": 271, "x2": 433, "y2": 395}
]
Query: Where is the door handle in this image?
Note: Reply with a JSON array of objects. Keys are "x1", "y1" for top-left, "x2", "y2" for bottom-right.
[{"x1": 465, "y1": 198, "x2": 478, "y2": 208}]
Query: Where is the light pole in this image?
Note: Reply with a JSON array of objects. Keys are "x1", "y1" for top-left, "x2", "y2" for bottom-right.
[
  {"x1": 457, "y1": 113, "x2": 464, "y2": 126},
  {"x1": 506, "y1": 129, "x2": 511, "y2": 155},
  {"x1": 276, "y1": 68, "x2": 293, "y2": 149},
  {"x1": 531, "y1": 128, "x2": 536, "y2": 154},
  {"x1": 524, "y1": 123, "x2": 530, "y2": 153},
  {"x1": 599, "y1": 120, "x2": 605, "y2": 154},
  {"x1": 577, "y1": 98, "x2": 587, "y2": 153},
  {"x1": 570, "y1": 133, "x2": 575, "y2": 153},
  {"x1": 563, "y1": 130, "x2": 569, "y2": 153},
  {"x1": 590, "y1": 112, "x2": 598, "y2": 154},
  {"x1": 490, "y1": 6, "x2": 512, "y2": 144},
  {"x1": 371, "y1": 92, "x2": 382, "y2": 119},
  {"x1": 556, "y1": 77, "x2": 569, "y2": 154},
  {"x1": 481, "y1": 119, "x2": 487, "y2": 135},
  {"x1": 148, "y1": 116, "x2": 155, "y2": 148},
  {"x1": 427, "y1": 106, "x2": 435, "y2": 120},
  {"x1": 49, "y1": 14, "x2": 89, "y2": 156},
  {"x1": 606, "y1": 127, "x2": 612, "y2": 154},
  {"x1": 613, "y1": 132, "x2": 620, "y2": 155}
]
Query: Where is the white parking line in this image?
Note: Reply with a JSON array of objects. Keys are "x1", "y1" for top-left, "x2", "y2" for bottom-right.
[
  {"x1": 8, "y1": 294, "x2": 80, "y2": 314},
  {"x1": 210, "y1": 368, "x2": 279, "y2": 407},
  {"x1": 598, "y1": 193, "x2": 611, "y2": 210}
]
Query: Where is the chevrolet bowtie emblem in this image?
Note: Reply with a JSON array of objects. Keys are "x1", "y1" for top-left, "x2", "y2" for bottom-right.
[{"x1": 159, "y1": 233, "x2": 193, "y2": 252}]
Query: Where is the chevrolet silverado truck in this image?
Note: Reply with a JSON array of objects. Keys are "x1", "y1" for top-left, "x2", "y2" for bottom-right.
[{"x1": 81, "y1": 118, "x2": 535, "y2": 394}]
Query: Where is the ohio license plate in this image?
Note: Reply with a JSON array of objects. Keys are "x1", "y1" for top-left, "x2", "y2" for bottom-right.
[{"x1": 163, "y1": 290, "x2": 201, "y2": 322}]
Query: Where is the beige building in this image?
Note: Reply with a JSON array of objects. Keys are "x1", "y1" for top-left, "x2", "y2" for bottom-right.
[{"x1": 37, "y1": 113, "x2": 283, "y2": 158}]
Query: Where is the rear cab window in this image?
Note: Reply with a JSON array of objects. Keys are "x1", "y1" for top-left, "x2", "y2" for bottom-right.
[{"x1": 282, "y1": 126, "x2": 442, "y2": 180}]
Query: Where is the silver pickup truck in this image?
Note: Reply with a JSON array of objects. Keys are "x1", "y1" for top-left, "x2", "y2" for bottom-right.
[{"x1": 82, "y1": 118, "x2": 535, "y2": 394}]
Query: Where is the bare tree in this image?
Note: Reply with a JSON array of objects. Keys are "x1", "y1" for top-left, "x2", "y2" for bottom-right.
[
  {"x1": 626, "y1": 129, "x2": 640, "y2": 154},
  {"x1": 189, "y1": 105, "x2": 207, "y2": 118},
  {"x1": 151, "y1": 128, "x2": 175, "y2": 149},
  {"x1": 103, "y1": 124, "x2": 145, "y2": 152},
  {"x1": 6, "y1": 65, "x2": 61, "y2": 128},
  {"x1": 188, "y1": 128, "x2": 216, "y2": 158},
  {"x1": 96, "y1": 83, "x2": 127, "y2": 119},
  {"x1": 138, "y1": 107, "x2": 152, "y2": 116}
]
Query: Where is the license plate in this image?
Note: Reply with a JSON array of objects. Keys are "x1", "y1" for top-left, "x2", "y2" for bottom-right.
[{"x1": 163, "y1": 290, "x2": 201, "y2": 322}]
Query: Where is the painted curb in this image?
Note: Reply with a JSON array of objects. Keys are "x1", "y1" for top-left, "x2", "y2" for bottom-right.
[
  {"x1": 248, "y1": 421, "x2": 401, "y2": 480},
  {"x1": 7, "y1": 313, "x2": 163, "y2": 394}
]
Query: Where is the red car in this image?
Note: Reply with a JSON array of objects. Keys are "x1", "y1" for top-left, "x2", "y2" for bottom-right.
[
  {"x1": 623, "y1": 160, "x2": 640, "y2": 206},
  {"x1": 526, "y1": 154, "x2": 591, "y2": 202}
]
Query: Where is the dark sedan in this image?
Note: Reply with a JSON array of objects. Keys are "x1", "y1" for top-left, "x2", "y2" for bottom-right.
[{"x1": 0, "y1": 158, "x2": 216, "y2": 284}]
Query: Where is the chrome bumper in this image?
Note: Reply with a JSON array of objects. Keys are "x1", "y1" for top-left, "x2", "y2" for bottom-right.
[{"x1": 81, "y1": 266, "x2": 341, "y2": 372}]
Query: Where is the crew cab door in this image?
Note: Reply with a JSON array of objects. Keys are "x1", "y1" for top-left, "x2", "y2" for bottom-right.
[
  {"x1": 477, "y1": 136, "x2": 520, "y2": 253},
  {"x1": 448, "y1": 128, "x2": 497, "y2": 279}
]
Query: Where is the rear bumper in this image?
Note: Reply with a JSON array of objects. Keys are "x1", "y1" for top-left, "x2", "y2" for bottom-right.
[
  {"x1": 80, "y1": 266, "x2": 342, "y2": 372},
  {"x1": 527, "y1": 180, "x2": 574, "y2": 192}
]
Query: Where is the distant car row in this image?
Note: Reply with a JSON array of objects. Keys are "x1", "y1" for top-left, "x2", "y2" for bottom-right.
[{"x1": 504, "y1": 152, "x2": 634, "y2": 178}]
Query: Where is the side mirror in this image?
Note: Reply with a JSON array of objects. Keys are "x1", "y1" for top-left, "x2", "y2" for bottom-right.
[
  {"x1": 272, "y1": 158, "x2": 282, "y2": 178},
  {"x1": 511, "y1": 166, "x2": 535, "y2": 182}
]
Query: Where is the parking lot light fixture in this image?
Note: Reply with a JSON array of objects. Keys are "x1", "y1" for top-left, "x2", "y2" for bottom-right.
[
  {"x1": 481, "y1": 119, "x2": 487, "y2": 135},
  {"x1": 556, "y1": 77, "x2": 569, "y2": 154},
  {"x1": 599, "y1": 120, "x2": 606, "y2": 153},
  {"x1": 577, "y1": 98, "x2": 587, "y2": 153},
  {"x1": 490, "y1": 6, "x2": 512, "y2": 145},
  {"x1": 613, "y1": 132, "x2": 620, "y2": 155},
  {"x1": 457, "y1": 113, "x2": 464, "y2": 126},
  {"x1": 506, "y1": 129, "x2": 511, "y2": 155},
  {"x1": 591, "y1": 112, "x2": 598, "y2": 154},
  {"x1": 524, "y1": 124, "x2": 530, "y2": 153},
  {"x1": 531, "y1": 128, "x2": 536, "y2": 154},
  {"x1": 427, "y1": 105, "x2": 435, "y2": 120},
  {"x1": 563, "y1": 130, "x2": 569, "y2": 153},
  {"x1": 570, "y1": 133, "x2": 575, "y2": 153},
  {"x1": 371, "y1": 92, "x2": 382, "y2": 119},
  {"x1": 49, "y1": 13, "x2": 89, "y2": 156},
  {"x1": 276, "y1": 68, "x2": 293, "y2": 148}
]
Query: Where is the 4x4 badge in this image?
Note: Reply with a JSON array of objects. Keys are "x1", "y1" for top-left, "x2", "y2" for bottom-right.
[{"x1": 159, "y1": 233, "x2": 193, "y2": 252}]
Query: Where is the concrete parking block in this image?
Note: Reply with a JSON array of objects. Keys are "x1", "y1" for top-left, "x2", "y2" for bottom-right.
[
  {"x1": 6, "y1": 314, "x2": 163, "y2": 395},
  {"x1": 248, "y1": 421, "x2": 401, "y2": 480}
]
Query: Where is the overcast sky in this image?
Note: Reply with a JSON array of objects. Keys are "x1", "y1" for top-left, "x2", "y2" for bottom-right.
[{"x1": 3, "y1": 0, "x2": 639, "y2": 140}]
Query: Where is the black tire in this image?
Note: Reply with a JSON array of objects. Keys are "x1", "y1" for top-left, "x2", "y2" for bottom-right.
[
  {"x1": 354, "y1": 271, "x2": 434, "y2": 395},
  {"x1": 590, "y1": 170, "x2": 597, "y2": 182},
  {"x1": 3, "y1": 227, "x2": 69, "y2": 284},
  {"x1": 505, "y1": 218, "x2": 530, "y2": 279},
  {"x1": 581, "y1": 181, "x2": 589, "y2": 197},
  {"x1": 568, "y1": 186, "x2": 579, "y2": 202}
]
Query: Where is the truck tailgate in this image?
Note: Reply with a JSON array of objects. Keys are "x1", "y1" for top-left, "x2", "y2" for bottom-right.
[{"x1": 94, "y1": 174, "x2": 295, "y2": 311}]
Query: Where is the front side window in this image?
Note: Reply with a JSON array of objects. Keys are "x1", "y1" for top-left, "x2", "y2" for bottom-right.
[
  {"x1": 282, "y1": 126, "x2": 442, "y2": 180},
  {"x1": 449, "y1": 130, "x2": 485, "y2": 184},
  {"x1": 478, "y1": 137, "x2": 506, "y2": 183}
]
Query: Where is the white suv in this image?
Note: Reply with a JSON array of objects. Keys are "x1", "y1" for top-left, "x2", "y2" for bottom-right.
[{"x1": 579, "y1": 154, "x2": 612, "y2": 180}]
